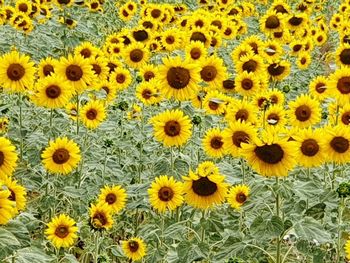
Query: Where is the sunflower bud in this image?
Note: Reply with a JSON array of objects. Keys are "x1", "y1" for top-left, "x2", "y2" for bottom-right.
[
  {"x1": 282, "y1": 85, "x2": 290, "y2": 93},
  {"x1": 117, "y1": 101, "x2": 128, "y2": 111},
  {"x1": 192, "y1": 115, "x2": 201, "y2": 125},
  {"x1": 136, "y1": 75, "x2": 143, "y2": 83},
  {"x1": 336, "y1": 182, "x2": 350, "y2": 198}
]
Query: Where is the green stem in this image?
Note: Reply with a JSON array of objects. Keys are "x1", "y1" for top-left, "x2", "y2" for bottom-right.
[
  {"x1": 49, "y1": 109, "x2": 53, "y2": 140},
  {"x1": 336, "y1": 197, "x2": 345, "y2": 262},
  {"x1": 170, "y1": 147, "x2": 174, "y2": 174},
  {"x1": 275, "y1": 177, "x2": 281, "y2": 263},
  {"x1": 241, "y1": 158, "x2": 246, "y2": 184},
  {"x1": 19, "y1": 94, "x2": 23, "y2": 162},
  {"x1": 76, "y1": 93, "x2": 80, "y2": 135},
  {"x1": 94, "y1": 232, "x2": 100, "y2": 263},
  {"x1": 200, "y1": 210, "x2": 206, "y2": 242}
]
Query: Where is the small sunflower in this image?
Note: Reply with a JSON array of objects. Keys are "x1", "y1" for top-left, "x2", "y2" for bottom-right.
[
  {"x1": 139, "y1": 63, "x2": 158, "y2": 82},
  {"x1": 345, "y1": 238, "x2": 350, "y2": 260},
  {"x1": 225, "y1": 99, "x2": 258, "y2": 124},
  {"x1": 328, "y1": 68, "x2": 350, "y2": 105},
  {"x1": 236, "y1": 54, "x2": 265, "y2": 75},
  {"x1": 296, "y1": 52, "x2": 312, "y2": 70},
  {"x1": 2, "y1": 177, "x2": 26, "y2": 214},
  {"x1": 227, "y1": 184, "x2": 250, "y2": 210},
  {"x1": 96, "y1": 80, "x2": 118, "y2": 104},
  {"x1": 148, "y1": 175, "x2": 183, "y2": 213},
  {"x1": 37, "y1": 57, "x2": 58, "y2": 79},
  {"x1": 97, "y1": 185, "x2": 127, "y2": 214},
  {"x1": 89, "y1": 56, "x2": 109, "y2": 82},
  {"x1": 202, "y1": 90, "x2": 227, "y2": 115},
  {"x1": 89, "y1": 203, "x2": 114, "y2": 230},
  {"x1": 45, "y1": 214, "x2": 78, "y2": 248},
  {"x1": 80, "y1": 100, "x2": 107, "y2": 129},
  {"x1": 188, "y1": 27, "x2": 212, "y2": 47},
  {"x1": 185, "y1": 41, "x2": 207, "y2": 62},
  {"x1": 41, "y1": 137, "x2": 81, "y2": 175},
  {"x1": 309, "y1": 75, "x2": 328, "y2": 101},
  {"x1": 74, "y1": 42, "x2": 100, "y2": 59},
  {"x1": 0, "y1": 137, "x2": 18, "y2": 180},
  {"x1": 231, "y1": 44, "x2": 254, "y2": 62},
  {"x1": 202, "y1": 128, "x2": 225, "y2": 158},
  {"x1": 260, "y1": 10, "x2": 285, "y2": 35},
  {"x1": 110, "y1": 67, "x2": 132, "y2": 90},
  {"x1": 122, "y1": 42, "x2": 150, "y2": 69},
  {"x1": 0, "y1": 188, "x2": 15, "y2": 225},
  {"x1": 135, "y1": 79, "x2": 162, "y2": 106},
  {"x1": 261, "y1": 104, "x2": 286, "y2": 129},
  {"x1": 235, "y1": 71, "x2": 262, "y2": 97},
  {"x1": 122, "y1": 237, "x2": 147, "y2": 262},
  {"x1": 160, "y1": 28, "x2": 183, "y2": 51},
  {"x1": 338, "y1": 104, "x2": 350, "y2": 126},
  {"x1": 266, "y1": 60, "x2": 290, "y2": 81}
]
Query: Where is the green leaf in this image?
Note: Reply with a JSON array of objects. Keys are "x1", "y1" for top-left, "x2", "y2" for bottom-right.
[
  {"x1": 14, "y1": 247, "x2": 54, "y2": 263},
  {"x1": 294, "y1": 217, "x2": 332, "y2": 243},
  {"x1": 0, "y1": 228, "x2": 20, "y2": 248},
  {"x1": 304, "y1": 203, "x2": 326, "y2": 220},
  {"x1": 62, "y1": 253, "x2": 79, "y2": 263},
  {"x1": 250, "y1": 215, "x2": 284, "y2": 239}
]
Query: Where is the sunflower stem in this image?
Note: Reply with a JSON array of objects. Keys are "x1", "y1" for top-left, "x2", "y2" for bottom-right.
[
  {"x1": 336, "y1": 197, "x2": 345, "y2": 263},
  {"x1": 94, "y1": 231, "x2": 100, "y2": 263},
  {"x1": 76, "y1": 93, "x2": 80, "y2": 135},
  {"x1": 275, "y1": 177, "x2": 281, "y2": 263},
  {"x1": 18, "y1": 94, "x2": 23, "y2": 162},
  {"x1": 170, "y1": 147, "x2": 174, "y2": 175},
  {"x1": 241, "y1": 158, "x2": 246, "y2": 184},
  {"x1": 200, "y1": 210, "x2": 206, "y2": 242},
  {"x1": 49, "y1": 109, "x2": 53, "y2": 139}
]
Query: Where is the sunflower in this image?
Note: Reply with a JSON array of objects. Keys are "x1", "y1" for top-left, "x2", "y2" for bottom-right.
[
  {"x1": 37, "y1": 57, "x2": 58, "y2": 79},
  {"x1": 328, "y1": 68, "x2": 350, "y2": 105},
  {"x1": 188, "y1": 27, "x2": 211, "y2": 47},
  {"x1": 55, "y1": 0, "x2": 74, "y2": 8},
  {"x1": 185, "y1": 41, "x2": 207, "y2": 62},
  {"x1": 0, "y1": 187, "x2": 15, "y2": 224},
  {"x1": 122, "y1": 237, "x2": 147, "y2": 262},
  {"x1": 55, "y1": 54, "x2": 93, "y2": 93},
  {"x1": 0, "y1": 137, "x2": 18, "y2": 180},
  {"x1": 157, "y1": 56, "x2": 200, "y2": 101},
  {"x1": 270, "y1": 1, "x2": 290, "y2": 15},
  {"x1": 266, "y1": 60, "x2": 290, "y2": 81},
  {"x1": 0, "y1": 117, "x2": 9, "y2": 134},
  {"x1": 314, "y1": 31, "x2": 327, "y2": 46},
  {"x1": 127, "y1": 104, "x2": 142, "y2": 120},
  {"x1": 1, "y1": 177, "x2": 26, "y2": 214},
  {"x1": 261, "y1": 104, "x2": 287, "y2": 129},
  {"x1": 0, "y1": 50, "x2": 35, "y2": 93},
  {"x1": 89, "y1": 203, "x2": 114, "y2": 230},
  {"x1": 45, "y1": 214, "x2": 78, "y2": 248},
  {"x1": 97, "y1": 185, "x2": 127, "y2": 214},
  {"x1": 135, "y1": 79, "x2": 162, "y2": 106},
  {"x1": 109, "y1": 67, "x2": 132, "y2": 90},
  {"x1": 65, "y1": 102, "x2": 78, "y2": 121},
  {"x1": 139, "y1": 63, "x2": 158, "y2": 82},
  {"x1": 122, "y1": 42, "x2": 149, "y2": 69},
  {"x1": 58, "y1": 16, "x2": 77, "y2": 29},
  {"x1": 148, "y1": 175, "x2": 183, "y2": 213},
  {"x1": 118, "y1": 7, "x2": 132, "y2": 22},
  {"x1": 260, "y1": 10, "x2": 285, "y2": 35},
  {"x1": 321, "y1": 125, "x2": 350, "y2": 164},
  {"x1": 345, "y1": 238, "x2": 350, "y2": 260},
  {"x1": 41, "y1": 137, "x2": 81, "y2": 175},
  {"x1": 287, "y1": 94, "x2": 321, "y2": 129},
  {"x1": 96, "y1": 80, "x2": 118, "y2": 103},
  {"x1": 89, "y1": 56, "x2": 109, "y2": 82},
  {"x1": 259, "y1": 40, "x2": 283, "y2": 61},
  {"x1": 182, "y1": 166, "x2": 228, "y2": 209},
  {"x1": 202, "y1": 90, "x2": 227, "y2": 115},
  {"x1": 202, "y1": 128, "x2": 225, "y2": 158},
  {"x1": 309, "y1": 75, "x2": 329, "y2": 101},
  {"x1": 80, "y1": 100, "x2": 106, "y2": 129},
  {"x1": 15, "y1": 0, "x2": 32, "y2": 15},
  {"x1": 240, "y1": 133, "x2": 298, "y2": 177},
  {"x1": 338, "y1": 104, "x2": 350, "y2": 126},
  {"x1": 296, "y1": 52, "x2": 311, "y2": 70},
  {"x1": 74, "y1": 42, "x2": 100, "y2": 59},
  {"x1": 236, "y1": 54, "x2": 265, "y2": 75},
  {"x1": 225, "y1": 99, "x2": 258, "y2": 124},
  {"x1": 227, "y1": 184, "x2": 250, "y2": 210},
  {"x1": 286, "y1": 13, "x2": 308, "y2": 31},
  {"x1": 235, "y1": 71, "x2": 262, "y2": 97},
  {"x1": 231, "y1": 44, "x2": 255, "y2": 62},
  {"x1": 87, "y1": 0, "x2": 102, "y2": 12},
  {"x1": 199, "y1": 55, "x2": 227, "y2": 88},
  {"x1": 160, "y1": 28, "x2": 183, "y2": 51},
  {"x1": 150, "y1": 109, "x2": 192, "y2": 147}
]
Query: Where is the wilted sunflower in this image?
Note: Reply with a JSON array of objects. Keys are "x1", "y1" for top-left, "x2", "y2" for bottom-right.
[
  {"x1": 148, "y1": 175, "x2": 183, "y2": 213},
  {"x1": 199, "y1": 55, "x2": 227, "y2": 89},
  {"x1": 0, "y1": 50, "x2": 35, "y2": 93},
  {"x1": 97, "y1": 185, "x2": 127, "y2": 214},
  {"x1": 122, "y1": 42, "x2": 149, "y2": 69},
  {"x1": 157, "y1": 56, "x2": 200, "y2": 101},
  {"x1": 45, "y1": 214, "x2": 78, "y2": 248},
  {"x1": 202, "y1": 128, "x2": 225, "y2": 158},
  {"x1": 110, "y1": 67, "x2": 132, "y2": 90},
  {"x1": 135, "y1": 79, "x2": 162, "y2": 106},
  {"x1": 80, "y1": 100, "x2": 107, "y2": 129},
  {"x1": 287, "y1": 94, "x2": 321, "y2": 129},
  {"x1": 309, "y1": 75, "x2": 328, "y2": 101},
  {"x1": 227, "y1": 184, "x2": 250, "y2": 210},
  {"x1": 41, "y1": 137, "x2": 81, "y2": 175},
  {"x1": 55, "y1": 54, "x2": 93, "y2": 93},
  {"x1": 2, "y1": 177, "x2": 26, "y2": 214},
  {"x1": 240, "y1": 132, "x2": 298, "y2": 177},
  {"x1": 122, "y1": 237, "x2": 147, "y2": 262},
  {"x1": 90, "y1": 203, "x2": 114, "y2": 230},
  {"x1": 0, "y1": 187, "x2": 15, "y2": 225},
  {"x1": 150, "y1": 109, "x2": 192, "y2": 147},
  {"x1": 0, "y1": 137, "x2": 18, "y2": 180},
  {"x1": 37, "y1": 57, "x2": 58, "y2": 79}
]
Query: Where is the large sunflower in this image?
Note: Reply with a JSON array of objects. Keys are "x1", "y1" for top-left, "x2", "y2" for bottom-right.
[
  {"x1": 41, "y1": 137, "x2": 81, "y2": 175},
  {"x1": 150, "y1": 109, "x2": 192, "y2": 147},
  {"x1": 0, "y1": 188, "x2": 15, "y2": 225},
  {"x1": 97, "y1": 185, "x2": 127, "y2": 214},
  {"x1": 202, "y1": 128, "x2": 225, "y2": 158},
  {"x1": 157, "y1": 56, "x2": 200, "y2": 101},
  {"x1": 55, "y1": 54, "x2": 93, "y2": 93},
  {"x1": 80, "y1": 100, "x2": 107, "y2": 129},
  {"x1": 227, "y1": 184, "x2": 250, "y2": 210},
  {"x1": 0, "y1": 137, "x2": 18, "y2": 180},
  {"x1": 45, "y1": 214, "x2": 78, "y2": 248},
  {"x1": 89, "y1": 203, "x2": 114, "y2": 230},
  {"x1": 122, "y1": 237, "x2": 147, "y2": 262},
  {"x1": 0, "y1": 50, "x2": 35, "y2": 93},
  {"x1": 240, "y1": 133, "x2": 298, "y2": 177},
  {"x1": 199, "y1": 55, "x2": 227, "y2": 89},
  {"x1": 2, "y1": 177, "x2": 26, "y2": 214},
  {"x1": 148, "y1": 175, "x2": 183, "y2": 213}
]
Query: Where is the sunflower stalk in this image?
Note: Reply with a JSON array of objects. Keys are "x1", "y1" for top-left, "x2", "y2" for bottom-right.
[
  {"x1": 18, "y1": 94, "x2": 24, "y2": 162},
  {"x1": 93, "y1": 231, "x2": 101, "y2": 263},
  {"x1": 336, "y1": 197, "x2": 345, "y2": 262},
  {"x1": 200, "y1": 209, "x2": 206, "y2": 242},
  {"x1": 275, "y1": 177, "x2": 281, "y2": 263},
  {"x1": 76, "y1": 93, "x2": 80, "y2": 135}
]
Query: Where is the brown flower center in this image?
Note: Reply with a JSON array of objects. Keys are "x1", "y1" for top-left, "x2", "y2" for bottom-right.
[
  {"x1": 235, "y1": 109, "x2": 249, "y2": 121},
  {"x1": 265, "y1": 15, "x2": 280, "y2": 29},
  {"x1": 315, "y1": 83, "x2": 326, "y2": 94},
  {"x1": 341, "y1": 111, "x2": 350, "y2": 125},
  {"x1": 293, "y1": 44, "x2": 302, "y2": 52},
  {"x1": 80, "y1": 48, "x2": 91, "y2": 58},
  {"x1": 242, "y1": 60, "x2": 257, "y2": 73},
  {"x1": 254, "y1": 144, "x2": 284, "y2": 164},
  {"x1": 0, "y1": 151, "x2": 4, "y2": 166},
  {"x1": 144, "y1": 71, "x2": 155, "y2": 81},
  {"x1": 52, "y1": 148, "x2": 70, "y2": 164},
  {"x1": 130, "y1": 49, "x2": 144, "y2": 63},
  {"x1": 232, "y1": 131, "x2": 249, "y2": 147},
  {"x1": 300, "y1": 57, "x2": 307, "y2": 65},
  {"x1": 208, "y1": 101, "x2": 219, "y2": 110},
  {"x1": 142, "y1": 89, "x2": 152, "y2": 99},
  {"x1": 128, "y1": 240, "x2": 139, "y2": 252},
  {"x1": 267, "y1": 63, "x2": 285, "y2": 76},
  {"x1": 166, "y1": 36, "x2": 175, "y2": 44},
  {"x1": 102, "y1": 86, "x2": 109, "y2": 94},
  {"x1": 210, "y1": 136, "x2": 223, "y2": 149},
  {"x1": 295, "y1": 105, "x2": 311, "y2": 121},
  {"x1": 200, "y1": 66, "x2": 217, "y2": 82},
  {"x1": 55, "y1": 225, "x2": 69, "y2": 238},
  {"x1": 133, "y1": 30, "x2": 148, "y2": 42},
  {"x1": 267, "y1": 113, "x2": 279, "y2": 124},
  {"x1": 92, "y1": 64, "x2": 101, "y2": 75},
  {"x1": 46, "y1": 85, "x2": 61, "y2": 99},
  {"x1": 116, "y1": 74, "x2": 126, "y2": 84},
  {"x1": 289, "y1": 16, "x2": 303, "y2": 26},
  {"x1": 158, "y1": 186, "x2": 174, "y2": 201},
  {"x1": 86, "y1": 109, "x2": 98, "y2": 120},
  {"x1": 192, "y1": 177, "x2": 217, "y2": 196},
  {"x1": 164, "y1": 120, "x2": 181, "y2": 137},
  {"x1": 223, "y1": 79, "x2": 235, "y2": 90},
  {"x1": 241, "y1": 78, "x2": 253, "y2": 90},
  {"x1": 43, "y1": 64, "x2": 54, "y2": 76},
  {"x1": 93, "y1": 212, "x2": 107, "y2": 226},
  {"x1": 301, "y1": 138, "x2": 319, "y2": 157},
  {"x1": 7, "y1": 63, "x2": 25, "y2": 81},
  {"x1": 151, "y1": 9, "x2": 161, "y2": 18},
  {"x1": 236, "y1": 192, "x2": 247, "y2": 203},
  {"x1": 190, "y1": 32, "x2": 207, "y2": 43},
  {"x1": 337, "y1": 77, "x2": 350, "y2": 94},
  {"x1": 8, "y1": 189, "x2": 15, "y2": 201},
  {"x1": 190, "y1": 48, "x2": 201, "y2": 60},
  {"x1": 330, "y1": 136, "x2": 349, "y2": 153},
  {"x1": 274, "y1": 4, "x2": 288, "y2": 14},
  {"x1": 105, "y1": 193, "x2": 116, "y2": 204},
  {"x1": 66, "y1": 65, "x2": 83, "y2": 81},
  {"x1": 18, "y1": 3, "x2": 28, "y2": 12},
  {"x1": 142, "y1": 21, "x2": 153, "y2": 29},
  {"x1": 166, "y1": 67, "x2": 190, "y2": 89}
]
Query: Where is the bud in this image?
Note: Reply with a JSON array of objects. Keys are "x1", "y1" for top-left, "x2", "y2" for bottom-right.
[
  {"x1": 336, "y1": 182, "x2": 350, "y2": 198},
  {"x1": 192, "y1": 115, "x2": 201, "y2": 125},
  {"x1": 282, "y1": 85, "x2": 290, "y2": 93}
]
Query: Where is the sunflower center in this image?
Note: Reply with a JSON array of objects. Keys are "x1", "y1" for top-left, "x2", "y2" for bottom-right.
[
  {"x1": 130, "y1": 49, "x2": 144, "y2": 63},
  {"x1": 295, "y1": 105, "x2": 311, "y2": 121},
  {"x1": 265, "y1": 15, "x2": 280, "y2": 29},
  {"x1": 167, "y1": 67, "x2": 190, "y2": 89},
  {"x1": 86, "y1": 109, "x2": 98, "y2": 120},
  {"x1": 289, "y1": 16, "x2": 303, "y2": 26},
  {"x1": 144, "y1": 71, "x2": 155, "y2": 81},
  {"x1": 341, "y1": 112, "x2": 350, "y2": 125},
  {"x1": 116, "y1": 74, "x2": 126, "y2": 84},
  {"x1": 151, "y1": 9, "x2": 161, "y2": 18},
  {"x1": 273, "y1": 31, "x2": 283, "y2": 38},
  {"x1": 223, "y1": 79, "x2": 235, "y2": 90},
  {"x1": 195, "y1": 20, "x2": 204, "y2": 27},
  {"x1": 142, "y1": 21, "x2": 153, "y2": 29},
  {"x1": 58, "y1": 0, "x2": 70, "y2": 4},
  {"x1": 208, "y1": 101, "x2": 219, "y2": 110},
  {"x1": 18, "y1": 3, "x2": 28, "y2": 12},
  {"x1": 142, "y1": 89, "x2": 152, "y2": 99},
  {"x1": 93, "y1": 212, "x2": 107, "y2": 226},
  {"x1": 330, "y1": 136, "x2": 349, "y2": 153},
  {"x1": 66, "y1": 65, "x2": 83, "y2": 81},
  {"x1": 211, "y1": 20, "x2": 222, "y2": 29},
  {"x1": 45, "y1": 85, "x2": 61, "y2": 99},
  {"x1": 224, "y1": 28, "x2": 232, "y2": 36},
  {"x1": 8, "y1": 189, "x2": 15, "y2": 201},
  {"x1": 164, "y1": 120, "x2": 181, "y2": 137},
  {"x1": 274, "y1": 5, "x2": 288, "y2": 14},
  {"x1": 235, "y1": 109, "x2": 248, "y2": 121},
  {"x1": 190, "y1": 32, "x2": 207, "y2": 43},
  {"x1": 133, "y1": 30, "x2": 148, "y2": 42},
  {"x1": 242, "y1": 60, "x2": 257, "y2": 73},
  {"x1": 267, "y1": 63, "x2": 285, "y2": 76},
  {"x1": 200, "y1": 66, "x2": 217, "y2": 82},
  {"x1": 92, "y1": 64, "x2": 101, "y2": 75},
  {"x1": 166, "y1": 36, "x2": 175, "y2": 44},
  {"x1": 158, "y1": 186, "x2": 174, "y2": 201},
  {"x1": 300, "y1": 138, "x2": 319, "y2": 157},
  {"x1": 232, "y1": 131, "x2": 249, "y2": 147},
  {"x1": 241, "y1": 79, "x2": 253, "y2": 90},
  {"x1": 254, "y1": 144, "x2": 284, "y2": 164},
  {"x1": 52, "y1": 148, "x2": 70, "y2": 164},
  {"x1": 105, "y1": 193, "x2": 116, "y2": 204},
  {"x1": 236, "y1": 192, "x2": 247, "y2": 203},
  {"x1": 102, "y1": 86, "x2": 109, "y2": 94},
  {"x1": 0, "y1": 151, "x2": 5, "y2": 166},
  {"x1": 190, "y1": 48, "x2": 201, "y2": 60},
  {"x1": 7, "y1": 63, "x2": 25, "y2": 81},
  {"x1": 80, "y1": 48, "x2": 92, "y2": 58},
  {"x1": 315, "y1": 83, "x2": 326, "y2": 94},
  {"x1": 192, "y1": 176, "x2": 217, "y2": 196},
  {"x1": 43, "y1": 64, "x2": 54, "y2": 76},
  {"x1": 128, "y1": 240, "x2": 139, "y2": 252},
  {"x1": 210, "y1": 136, "x2": 223, "y2": 149},
  {"x1": 300, "y1": 57, "x2": 307, "y2": 65},
  {"x1": 267, "y1": 113, "x2": 279, "y2": 124},
  {"x1": 55, "y1": 225, "x2": 69, "y2": 238},
  {"x1": 293, "y1": 44, "x2": 302, "y2": 52},
  {"x1": 337, "y1": 77, "x2": 350, "y2": 94}
]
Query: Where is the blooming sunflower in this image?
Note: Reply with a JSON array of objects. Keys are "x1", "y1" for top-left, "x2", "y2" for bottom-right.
[
  {"x1": 227, "y1": 184, "x2": 250, "y2": 210},
  {"x1": 182, "y1": 166, "x2": 228, "y2": 209},
  {"x1": 225, "y1": 99, "x2": 258, "y2": 124},
  {"x1": 45, "y1": 214, "x2": 78, "y2": 248},
  {"x1": 41, "y1": 137, "x2": 81, "y2": 175},
  {"x1": 139, "y1": 63, "x2": 158, "y2": 82},
  {"x1": 231, "y1": 44, "x2": 254, "y2": 62},
  {"x1": 240, "y1": 132, "x2": 298, "y2": 177},
  {"x1": 202, "y1": 128, "x2": 225, "y2": 158},
  {"x1": 122, "y1": 42, "x2": 149, "y2": 69},
  {"x1": 296, "y1": 52, "x2": 312, "y2": 70},
  {"x1": 0, "y1": 50, "x2": 35, "y2": 93},
  {"x1": 15, "y1": 0, "x2": 32, "y2": 14},
  {"x1": 157, "y1": 56, "x2": 200, "y2": 101},
  {"x1": 2, "y1": 177, "x2": 26, "y2": 214},
  {"x1": 0, "y1": 137, "x2": 18, "y2": 180},
  {"x1": 74, "y1": 41, "x2": 100, "y2": 59},
  {"x1": 260, "y1": 10, "x2": 285, "y2": 35},
  {"x1": 97, "y1": 185, "x2": 127, "y2": 214},
  {"x1": 96, "y1": 80, "x2": 118, "y2": 104},
  {"x1": 55, "y1": 54, "x2": 93, "y2": 93},
  {"x1": 338, "y1": 104, "x2": 350, "y2": 126},
  {"x1": 220, "y1": 79, "x2": 236, "y2": 93},
  {"x1": 328, "y1": 68, "x2": 350, "y2": 105},
  {"x1": 80, "y1": 100, "x2": 107, "y2": 129},
  {"x1": 110, "y1": 67, "x2": 132, "y2": 90},
  {"x1": 150, "y1": 109, "x2": 192, "y2": 147},
  {"x1": 89, "y1": 203, "x2": 114, "y2": 230},
  {"x1": 148, "y1": 175, "x2": 183, "y2": 213},
  {"x1": 309, "y1": 75, "x2": 328, "y2": 101},
  {"x1": 287, "y1": 94, "x2": 321, "y2": 129},
  {"x1": 89, "y1": 56, "x2": 109, "y2": 82},
  {"x1": 65, "y1": 102, "x2": 78, "y2": 121},
  {"x1": 160, "y1": 28, "x2": 183, "y2": 51},
  {"x1": 235, "y1": 71, "x2": 262, "y2": 97},
  {"x1": 266, "y1": 60, "x2": 290, "y2": 81},
  {"x1": 199, "y1": 55, "x2": 227, "y2": 89},
  {"x1": 135, "y1": 79, "x2": 162, "y2": 106},
  {"x1": 336, "y1": 43, "x2": 350, "y2": 68},
  {"x1": 261, "y1": 104, "x2": 286, "y2": 129},
  {"x1": 37, "y1": 57, "x2": 58, "y2": 79},
  {"x1": 0, "y1": 188, "x2": 15, "y2": 224},
  {"x1": 259, "y1": 40, "x2": 284, "y2": 61},
  {"x1": 345, "y1": 238, "x2": 350, "y2": 260},
  {"x1": 0, "y1": 118, "x2": 9, "y2": 134},
  {"x1": 236, "y1": 54, "x2": 265, "y2": 75},
  {"x1": 122, "y1": 237, "x2": 147, "y2": 262},
  {"x1": 202, "y1": 90, "x2": 227, "y2": 115},
  {"x1": 185, "y1": 41, "x2": 207, "y2": 62},
  {"x1": 188, "y1": 27, "x2": 212, "y2": 47}
]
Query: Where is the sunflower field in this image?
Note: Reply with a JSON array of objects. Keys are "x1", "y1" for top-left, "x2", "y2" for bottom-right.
[{"x1": 2, "y1": 0, "x2": 350, "y2": 262}]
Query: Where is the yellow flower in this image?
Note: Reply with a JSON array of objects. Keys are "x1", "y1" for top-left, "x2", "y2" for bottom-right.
[
  {"x1": 202, "y1": 128, "x2": 225, "y2": 158},
  {"x1": 122, "y1": 237, "x2": 147, "y2": 261},
  {"x1": 97, "y1": 185, "x2": 127, "y2": 214},
  {"x1": 0, "y1": 137, "x2": 18, "y2": 180},
  {"x1": 2, "y1": 177, "x2": 26, "y2": 214},
  {"x1": 45, "y1": 214, "x2": 78, "y2": 248},
  {"x1": 135, "y1": 79, "x2": 162, "y2": 106},
  {"x1": 122, "y1": 42, "x2": 149, "y2": 69},
  {"x1": 80, "y1": 100, "x2": 107, "y2": 129},
  {"x1": 227, "y1": 184, "x2": 250, "y2": 210},
  {"x1": 0, "y1": 188, "x2": 15, "y2": 224},
  {"x1": 89, "y1": 203, "x2": 114, "y2": 230}
]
